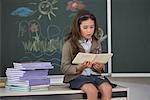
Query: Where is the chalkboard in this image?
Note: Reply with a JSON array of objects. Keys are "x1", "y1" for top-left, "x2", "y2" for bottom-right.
[
  {"x1": 0, "y1": 0, "x2": 107, "y2": 77},
  {"x1": 111, "y1": 0, "x2": 150, "y2": 74}
]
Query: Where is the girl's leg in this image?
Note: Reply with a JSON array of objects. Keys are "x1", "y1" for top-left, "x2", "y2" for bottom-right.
[
  {"x1": 80, "y1": 83, "x2": 98, "y2": 100},
  {"x1": 98, "y1": 82, "x2": 112, "y2": 100}
]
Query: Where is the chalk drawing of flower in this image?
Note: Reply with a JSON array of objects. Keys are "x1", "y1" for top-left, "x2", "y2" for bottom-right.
[
  {"x1": 66, "y1": 0, "x2": 85, "y2": 12},
  {"x1": 30, "y1": 23, "x2": 39, "y2": 33}
]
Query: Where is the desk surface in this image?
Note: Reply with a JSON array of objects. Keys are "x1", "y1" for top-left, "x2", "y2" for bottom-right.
[{"x1": 0, "y1": 84, "x2": 128, "y2": 97}]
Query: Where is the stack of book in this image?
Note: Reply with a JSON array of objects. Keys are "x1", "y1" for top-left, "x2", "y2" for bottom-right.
[{"x1": 5, "y1": 62, "x2": 54, "y2": 92}]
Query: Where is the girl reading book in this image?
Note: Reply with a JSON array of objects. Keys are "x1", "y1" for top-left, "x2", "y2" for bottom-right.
[{"x1": 61, "y1": 9, "x2": 114, "y2": 100}]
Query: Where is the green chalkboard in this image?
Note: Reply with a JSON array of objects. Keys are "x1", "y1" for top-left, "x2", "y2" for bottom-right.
[
  {"x1": 0, "y1": 0, "x2": 107, "y2": 77},
  {"x1": 112, "y1": 0, "x2": 150, "y2": 73}
]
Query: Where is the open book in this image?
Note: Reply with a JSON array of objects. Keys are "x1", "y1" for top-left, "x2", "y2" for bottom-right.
[{"x1": 72, "y1": 52, "x2": 113, "y2": 64}]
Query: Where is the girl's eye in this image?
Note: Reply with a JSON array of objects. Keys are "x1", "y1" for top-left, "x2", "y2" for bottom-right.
[
  {"x1": 81, "y1": 25, "x2": 94, "y2": 29},
  {"x1": 83, "y1": 26, "x2": 88, "y2": 29},
  {"x1": 90, "y1": 26, "x2": 94, "y2": 29}
]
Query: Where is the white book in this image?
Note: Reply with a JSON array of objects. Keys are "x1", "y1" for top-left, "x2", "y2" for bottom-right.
[
  {"x1": 6, "y1": 83, "x2": 49, "y2": 91},
  {"x1": 31, "y1": 88, "x2": 49, "y2": 91},
  {"x1": 13, "y1": 62, "x2": 54, "y2": 70},
  {"x1": 6, "y1": 85, "x2": 30, "y2": 92},
  {"x1": 72, "y1": 52, "x2": 113, "y2": 64},
  {"x1": 7, "y1": 80, "x2": 29, "y2": 85},
  {"x1": 30, "y1": 84, "x2": 49, "y2": 90},
  {"x1": 7, "y1": 82, "x2": 29, "y2": 87}
]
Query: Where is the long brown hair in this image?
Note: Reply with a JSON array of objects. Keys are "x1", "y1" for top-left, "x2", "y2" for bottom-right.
[{"x1": 64, "y1": 10, "x2": 101, "y2": 54}]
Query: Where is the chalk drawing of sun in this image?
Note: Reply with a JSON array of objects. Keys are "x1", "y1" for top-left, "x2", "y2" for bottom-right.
[{"x1": 31, "y1": 0, "x2": 58, "y2": 20}]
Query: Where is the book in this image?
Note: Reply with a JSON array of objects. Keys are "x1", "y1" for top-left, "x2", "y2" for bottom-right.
[
  {"x1": 0, "y1": 79, "x2": 6, "y2": 87},
  {"x1": 7, "y1": 78, "x2": 50, "y2": 86},
  {"x1": 7, "y1": 76, "x2": 49, "y2": 81},
  {"x1": 72, "y1": 52, "x2": 113, "y2": 64},
  {"x1": 30, "y1": 84, "x2": 49, "y2": 90},
  {"x1": 13, "y1": 62, "x2": 54, "y2": 70},
  {"x1": 5, "y1": 85, "x2": 30, "y2": 92},
  {"x1": 6, "y1": 68, "x2": 49, "y2": 77},
  {"x1": 5, "y1": 84, "x2": 49, "y2": 92}
]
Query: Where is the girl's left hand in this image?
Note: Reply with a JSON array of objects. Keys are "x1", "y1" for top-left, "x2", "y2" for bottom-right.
[{"x1": 92, "y1": 62, "x2": 104, "y2": 72}]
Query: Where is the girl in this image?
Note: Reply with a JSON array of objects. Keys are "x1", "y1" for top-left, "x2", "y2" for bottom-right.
[{"x1": 61, "y1": 10, "x2": 112, "y2": 100}]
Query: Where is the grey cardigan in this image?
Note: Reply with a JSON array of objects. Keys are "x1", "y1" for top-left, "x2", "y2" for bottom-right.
[{"x1": 61, "y1": 38, "x2": 102, "y2": 83}]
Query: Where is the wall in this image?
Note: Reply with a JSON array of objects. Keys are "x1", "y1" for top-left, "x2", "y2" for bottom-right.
[{"x1": 111, "y1": 0, "x2": 150, "y2": 74}]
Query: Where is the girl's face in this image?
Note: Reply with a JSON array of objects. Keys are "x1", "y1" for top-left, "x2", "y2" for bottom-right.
[{"x1": 80, "y1": 18, "x2": 95, "y2": 39}]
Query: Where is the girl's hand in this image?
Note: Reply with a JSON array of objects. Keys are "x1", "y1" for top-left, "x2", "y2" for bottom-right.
[
  {"x1": 92, "y1": 62, "x2": 104, "y2": 73},
  {"x1": 81, "y1": 61, "x2": 93, "y2": 68},
  {"x1": 76, "y1": 61, "x2": 92, "y2": 73}
]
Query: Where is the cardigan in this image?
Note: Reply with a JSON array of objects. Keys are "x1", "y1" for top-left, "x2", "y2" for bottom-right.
[{"x1": 61, "y1": 38, "x2": 102, "y2": 83}]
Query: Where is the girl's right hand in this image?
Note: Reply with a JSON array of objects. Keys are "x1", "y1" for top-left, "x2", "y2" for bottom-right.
[
  {"x1": 80, "y1": 61, "x2": 93, "y2": 68},
  {"x1": 76, "y1": 61, "x2": 92, "y2": 73}
]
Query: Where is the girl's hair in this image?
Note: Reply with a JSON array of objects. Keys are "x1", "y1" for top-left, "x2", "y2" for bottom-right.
[{"x1": 64, "y1": 10, "x2": 101, "y2": 54}]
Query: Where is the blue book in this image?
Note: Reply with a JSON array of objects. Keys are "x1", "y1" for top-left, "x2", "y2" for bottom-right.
[{"x1": 29, "y1": 78, "x2": 50, "y2": 86}]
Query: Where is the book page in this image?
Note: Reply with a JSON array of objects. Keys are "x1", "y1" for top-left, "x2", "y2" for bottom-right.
[
  {"x1": 72, "y1": 53, "x2": 113, "y2": 64},
  {"x1": 72, "y1": 53, "x2": 96, "y2": 64},
  {"x1": 94, "y1": 53, "x2": 113, "y2": 64}
]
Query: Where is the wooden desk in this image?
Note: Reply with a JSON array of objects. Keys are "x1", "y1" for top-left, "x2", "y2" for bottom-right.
[{"x1": 0, "y1": 84, "x2": 129, "y2": 100}]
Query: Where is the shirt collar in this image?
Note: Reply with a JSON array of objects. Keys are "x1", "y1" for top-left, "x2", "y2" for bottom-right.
[{"x1": 78, "y1": 38, "x2": 92, "y2": 44}]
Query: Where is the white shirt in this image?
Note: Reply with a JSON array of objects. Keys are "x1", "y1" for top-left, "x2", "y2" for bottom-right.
[{"x1": 78, "y1": 38, "x2": 99, "y2": 76}]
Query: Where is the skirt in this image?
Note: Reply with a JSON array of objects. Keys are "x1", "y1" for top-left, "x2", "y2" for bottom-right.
[{"x1": 69, "y1": 75, "x2": 115, "y2": 90}]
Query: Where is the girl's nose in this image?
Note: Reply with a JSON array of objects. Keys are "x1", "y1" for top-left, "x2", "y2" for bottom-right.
[{"x1": 87, "y1": 28, "x2": 91, "y2": 32}]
